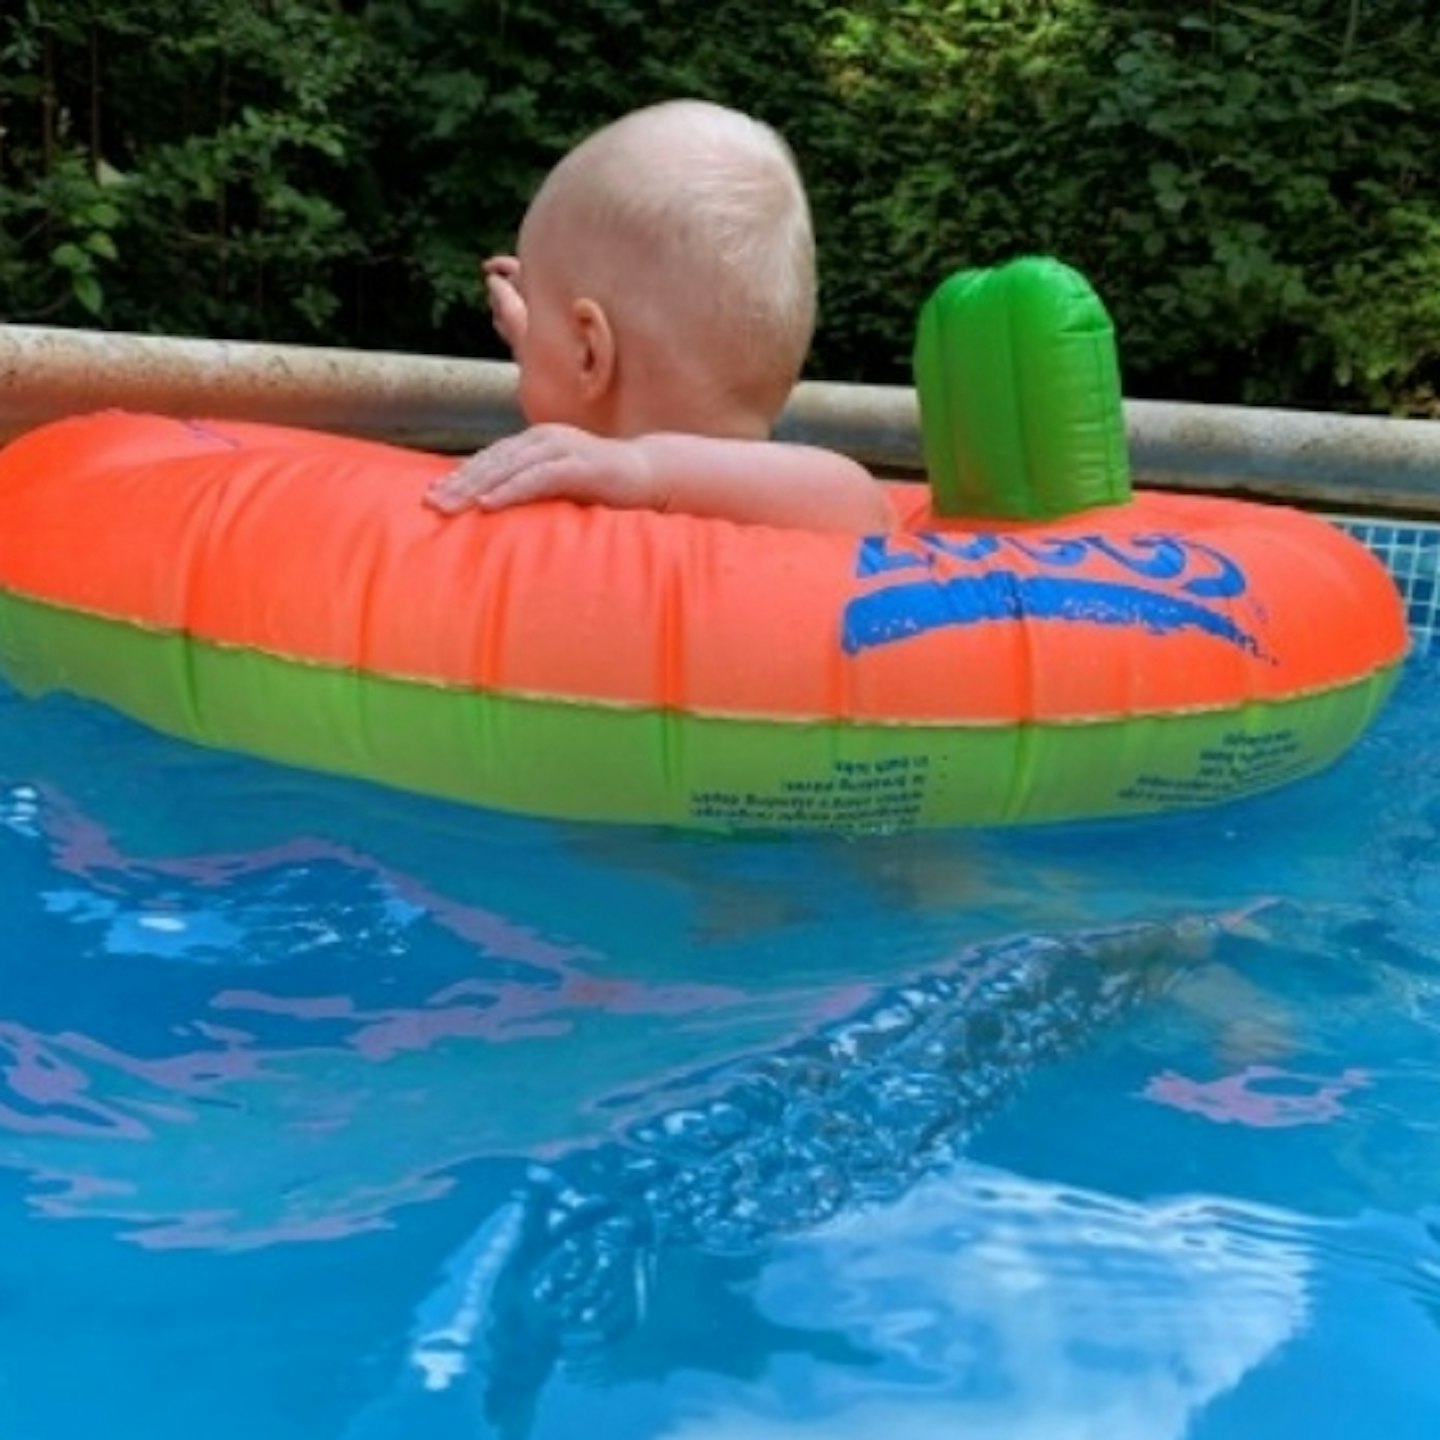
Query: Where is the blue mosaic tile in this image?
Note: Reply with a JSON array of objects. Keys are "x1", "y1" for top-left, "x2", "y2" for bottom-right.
[{"x1": 1333, "y1": 516, "x2": 1440, "y2": 657}]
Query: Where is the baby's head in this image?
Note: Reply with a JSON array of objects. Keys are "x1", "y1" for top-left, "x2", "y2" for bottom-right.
[{"x1": 515, "y1": 100, "x2": 816, "y2": 436}]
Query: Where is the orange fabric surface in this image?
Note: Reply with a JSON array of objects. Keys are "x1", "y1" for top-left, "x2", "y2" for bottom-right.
[{"x1": 0, "y1": 412, "x2": 1409, "y2": 723}]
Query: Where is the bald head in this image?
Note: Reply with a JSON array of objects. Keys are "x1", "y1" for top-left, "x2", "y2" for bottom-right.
[{"x1": 521, "y1": 100, "x2": 817, "y2": 424}]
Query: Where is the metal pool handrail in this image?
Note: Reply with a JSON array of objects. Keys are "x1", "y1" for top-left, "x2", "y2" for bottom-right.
[{"x1": 2, "y1": 322, "x2": 1438, "y2": 516}]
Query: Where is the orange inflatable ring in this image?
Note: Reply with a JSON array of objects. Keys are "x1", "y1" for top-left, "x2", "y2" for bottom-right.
[{"x1": 0, "y1": 408, "x2": 1408, "y2": 831}]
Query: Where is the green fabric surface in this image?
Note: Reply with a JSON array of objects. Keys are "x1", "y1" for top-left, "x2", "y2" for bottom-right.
[
  {"x1": 914, "y1": 256, "x2": 1132, "y2": 520},
  {"x1": 0, "y1": 587, "x2": 1397, "y2": 831}
]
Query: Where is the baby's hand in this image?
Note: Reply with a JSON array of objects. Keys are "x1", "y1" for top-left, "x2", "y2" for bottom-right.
[
  {"x1": 483, "y1": 254, "x2": 526, "y2": 351},
  {"x1": 426, "y1": 425, "x2": 658, "y2": 514}
]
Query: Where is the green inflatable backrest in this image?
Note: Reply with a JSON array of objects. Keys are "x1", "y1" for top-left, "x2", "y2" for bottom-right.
[{"x1": 913, "y1": 256, "x2": 1132, "y2": 520}]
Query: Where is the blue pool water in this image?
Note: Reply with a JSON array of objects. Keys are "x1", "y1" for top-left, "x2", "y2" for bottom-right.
[{"x1": 0, "y1": 644, "x2": 1438, "y2": 1438}]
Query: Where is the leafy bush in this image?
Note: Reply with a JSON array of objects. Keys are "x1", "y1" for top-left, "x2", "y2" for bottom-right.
[
  {"x1": 775, "y1": 0, "x2": 1440, "y2": 412},
  {"x1": 1, "y1": 1, "x2": 373, "y2": 338},
  {"x1": 2, "y1": 0, "x2": 1436, "y2": 413}
]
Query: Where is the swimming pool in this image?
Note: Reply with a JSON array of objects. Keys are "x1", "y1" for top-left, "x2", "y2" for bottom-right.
[{"x1": 0, "y1": 520, "x2": 1436, "y2": 1439}]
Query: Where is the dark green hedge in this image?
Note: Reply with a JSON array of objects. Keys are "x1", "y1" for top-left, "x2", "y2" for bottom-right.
[{"x1": 3, "y1": 0, "x2": 1436, "y2": 413}]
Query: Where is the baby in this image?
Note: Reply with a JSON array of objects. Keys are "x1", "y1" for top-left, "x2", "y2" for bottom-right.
[{"x1": 426, "y1": 99, "x2": 895, "y2": 533}]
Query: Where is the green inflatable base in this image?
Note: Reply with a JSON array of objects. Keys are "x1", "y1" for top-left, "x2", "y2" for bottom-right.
[{"x1": 0, "y1": 588, "x2": 1398, "y2": 831}]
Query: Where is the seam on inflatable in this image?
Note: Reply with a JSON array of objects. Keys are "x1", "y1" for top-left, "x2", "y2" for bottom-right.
[{"x1": 0, "y1": 582, "x2": 1404, "y2": 732}]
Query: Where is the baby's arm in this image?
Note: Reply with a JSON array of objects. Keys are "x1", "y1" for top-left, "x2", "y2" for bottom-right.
[
  {"x1": 425, "y1": 425, "x2": 896, "y2": 534},
  {"x1": 483, "y1": 255, "x2": 526, "y2": 349}
]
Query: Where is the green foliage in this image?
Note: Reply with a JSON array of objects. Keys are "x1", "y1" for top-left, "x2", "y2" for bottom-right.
[
  {"x1": 1, "y1": 0, "x2": 1436, "y2": 412},
  {"x1": 1, "y1": 0, "x2": 370, "y2": 337},
  {"x1": 773, "y1": 0, "x2": 1440, "y2": 412},
  {"x1": 1073, "y1": 2, "x2": 1440, "y2": 411}
]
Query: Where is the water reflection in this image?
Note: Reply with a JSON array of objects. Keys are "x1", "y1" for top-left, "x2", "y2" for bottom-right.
[
  {"x1": 0, "y1": 665, "x2": 1436, "y2": 1438},
  {"x1": 0, "y1": 776, "x2": 836, "y2": 1248},
  {"x1": 659, "y1": 1167, "x2": 1313, "y2": 1440},
  {"x1": 0, "y1": 683, "x2": 1249, "y2": 1255},
  {"x1": 358, "y1": 916, "x2": 1229, "y2": 1437}
]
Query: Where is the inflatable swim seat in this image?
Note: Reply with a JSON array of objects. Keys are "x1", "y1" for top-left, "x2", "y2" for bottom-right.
[{"x1": 0, "y1": 261, "x2": 1409, "y2": 830}]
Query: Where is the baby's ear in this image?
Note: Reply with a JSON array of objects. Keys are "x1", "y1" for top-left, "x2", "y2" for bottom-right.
[{"x1": 572, "y1": 298, "x2": 617, "y2": 403}]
